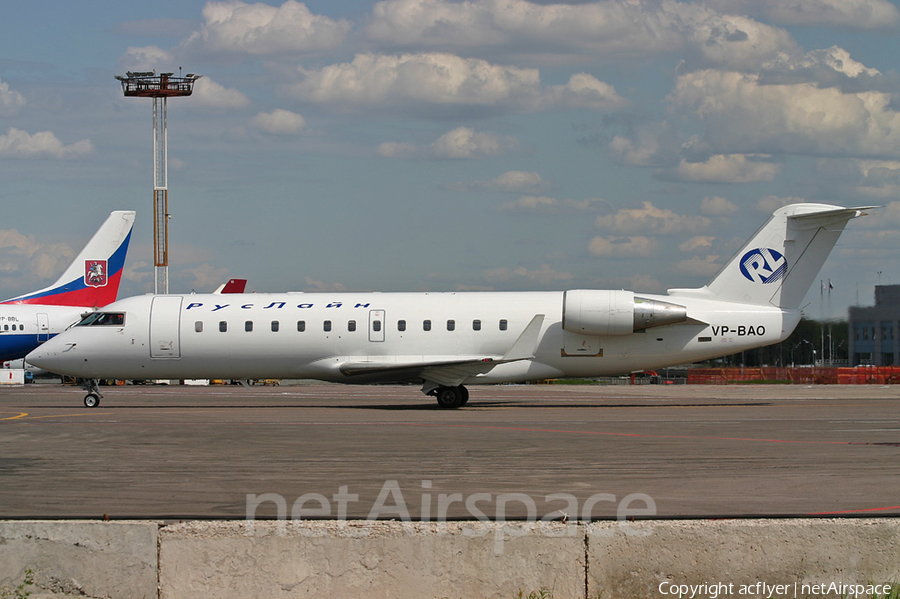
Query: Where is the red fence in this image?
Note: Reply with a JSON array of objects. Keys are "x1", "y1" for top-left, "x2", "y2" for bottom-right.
[{"x1": 687, "y1": 366, "x2": 900, "y2": 385}]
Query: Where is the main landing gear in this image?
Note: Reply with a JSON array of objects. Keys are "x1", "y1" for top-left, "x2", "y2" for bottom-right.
[
  {"x1": 79, "y1": 378, "x2": 103, "y2": 408},
  {"x1": 429, "y1": 385, "x2": 469, "y2": 409}
]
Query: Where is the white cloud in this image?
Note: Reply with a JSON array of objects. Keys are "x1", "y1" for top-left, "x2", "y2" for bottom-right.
[
  {"x1": 191, "y1": 77, "x2": 250, "y2": 109},
  {"x1": 700, "y1": 196, "x2": 739, "y2": 216},
  {"x1": 483, "y1": 264, "x2": 574, "y2": 286},
  {"x1": 250, "y1": 109, "x2": 306, "y2": 135},
  {"x1": 588, "y1": 235, "x2": 658, "y2": 258},
  {"x1": 0, "y1": 229, "x2": 75, "y2": 292},
  {"x1": 595, "y1": 202, "x2": 712, "y2": 235},
  {"x1": 377, "y1": 141, "x2": 418, "y2": 158},
  {"x1": 680, "y1": 11, "x2": 798, "y2": 73},
  {"x1": 378, "y1": 127, "x2": 516, "y2": 159},
  {"x1": 499, "y1": 196, "x2": 609, "y2": 214},
  {"x1": 757, "y1": 196, "x2": 805, "y2": 214},
  {"x1": 759, "y1": 46, "x2": 881, "y2": 87},
  {"x1": 366, "y1": 0, "x2": 507, "y2": 48},
  {"x1": 610, "y1": 133, "x2": 660, "y2": 167},
  {"x1": 288, "y1": 53, "x2": 626, "y2": 114},
  {"x1": 119, "y1": 46, "x2": 175, "y2": 72},
  {"x1": 676, "y1": 154, "x2": 780, "y2": 183},
  {"x1": 303, "y1": 277, "x2": 348, "y2": 292},
  {"x1": 668, "y1": 66, "x2": 900, "y2": 158},
  {"x1": 0, "y1": 128, "x2": 92, "y2": 159},
  {"x1": 543, "y1": 73, "x2": 629, "y2": 111},
  {"x1": 675, "y1": 255, "x2": 722, "y2": 277},
  {"x1": 0, "y1": 79, "x2": 25, "y2": 117},
  {"x1": 366, "y1": 0, "x2": 799, "y2": 74},
  {"x1": 366, "y1": 0, "x2": 684, "y2": 56},
  {"x1": 678, "y1": 236, "x2": 716, "y2": 253},
  {"x1": 185, "y1": 0, "x2": 350, "y2": 55},
  {"x1": 490, "y1": 171, "x2": 547, "y2": 192},
  {"x1": 464, "y1": 171, "x2": 549, "y2": 193},
  {"x1": 178, "y1": 263, "x2": 231, "y2": 292},
  {"x1": 706, "y1": 0, "x2": 900, "y2": 29},
  {"x1": 854, "y1": 160, "x2": 900, "y2": 198},
  {"x1": 430, "y1": 127, "x2": 507, "y2": 158}
]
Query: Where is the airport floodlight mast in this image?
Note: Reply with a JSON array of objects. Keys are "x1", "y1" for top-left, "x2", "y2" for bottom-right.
[{"x1": 115, "y1": 70, "x2": 201, "y2": 294}]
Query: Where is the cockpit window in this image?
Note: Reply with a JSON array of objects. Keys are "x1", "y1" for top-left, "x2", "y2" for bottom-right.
[{"x1": 78, "y1": 312, "x2": 125, "y2": 326}]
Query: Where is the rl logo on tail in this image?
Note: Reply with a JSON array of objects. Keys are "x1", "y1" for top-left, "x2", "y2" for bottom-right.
[{"x1": 739, "y1": 248, "x2": 786, "y2": 284}]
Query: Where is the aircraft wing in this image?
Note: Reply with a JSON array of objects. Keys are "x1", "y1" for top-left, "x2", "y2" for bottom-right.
[{"x1": 338, "y1": 314, "x2": 545, "y2": 389}]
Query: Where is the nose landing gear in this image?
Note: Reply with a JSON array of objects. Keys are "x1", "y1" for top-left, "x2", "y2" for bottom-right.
[{"x1": 78, "y1": 378, "x2": 103, "y2": 408}]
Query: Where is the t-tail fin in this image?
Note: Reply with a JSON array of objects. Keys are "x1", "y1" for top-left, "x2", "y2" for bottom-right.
[
  {"x1": 669, "y1": 203, "x2": 871, "y2": 309},
  {"x1": 1, "y1": 210, "x2": 136, "y2": 307}
]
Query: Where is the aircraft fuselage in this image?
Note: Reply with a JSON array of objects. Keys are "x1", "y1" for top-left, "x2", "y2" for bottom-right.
[{"x1": 45, "y1": 290, "x2": 794, "y2": 383}]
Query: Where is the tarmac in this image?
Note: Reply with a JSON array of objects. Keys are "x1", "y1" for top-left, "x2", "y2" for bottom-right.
[{"x1": 1, "y1": 382, "x2": 898, "y2": 520}]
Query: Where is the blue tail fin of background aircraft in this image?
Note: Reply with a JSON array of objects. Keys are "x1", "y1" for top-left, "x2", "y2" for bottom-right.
[{"x1": 1, "y1": 211, "x2": 136, "y2": 308}]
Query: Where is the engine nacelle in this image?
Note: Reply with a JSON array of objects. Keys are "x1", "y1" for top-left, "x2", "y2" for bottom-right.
[{"x1": 562, "y1": 289, "x2": 688, "y2": 336}]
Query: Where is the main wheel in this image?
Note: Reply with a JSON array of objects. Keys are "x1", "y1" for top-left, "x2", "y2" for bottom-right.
[
  {"x1": 84, "y1": 394, "x2": 100, "y2": 408},
  {"x1": 435, "y1": 386, "x2": 465, "y2": 409}
]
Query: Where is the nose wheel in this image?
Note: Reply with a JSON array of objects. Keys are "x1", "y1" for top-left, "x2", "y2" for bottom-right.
[{"x1": 78, "y1": 378, "x2": 103, "y2": 408}]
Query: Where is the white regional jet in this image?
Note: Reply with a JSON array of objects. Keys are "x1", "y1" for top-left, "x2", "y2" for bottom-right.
[
  {"x1": 0, "y1": 210, "x2": 135, "y2": 361},
  {"x1": 28, "y1": 204, "x2": 867, "y2": 408}
]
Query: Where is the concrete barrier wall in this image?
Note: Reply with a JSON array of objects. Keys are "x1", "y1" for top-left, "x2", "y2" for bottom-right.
[
  {"x1": 0, "y1": 521, "x2": 158, "y2": 599},
  {"x1": 1, "y1": 519, "x2": 899, "y2": 598}
]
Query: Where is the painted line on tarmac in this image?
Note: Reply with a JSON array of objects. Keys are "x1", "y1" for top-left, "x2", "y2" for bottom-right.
[
  {"x1": 0, "y1": 412, "x2": 27, "y2": 420},
  {"x1": 4, "y1": 414, "x2": 889, "y2": 447},
  {"x1": 19, "y1": 412, "x2": 116, "y2": 420},
  {"x1": 400, "y1": 422, "x2": 881, "y2": 446},
  {"x1": 808, "y1": 505, "x2": 900, "y2": 515}
]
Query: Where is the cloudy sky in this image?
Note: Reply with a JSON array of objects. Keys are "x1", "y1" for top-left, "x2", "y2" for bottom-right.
[{"x1": 2, "y1": 0, "x2": 900, "y2": 319}]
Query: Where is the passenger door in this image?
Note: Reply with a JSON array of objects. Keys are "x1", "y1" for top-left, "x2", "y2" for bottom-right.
[{"x1": 149, "y1": 296, "x2": 182, "y2": 358}]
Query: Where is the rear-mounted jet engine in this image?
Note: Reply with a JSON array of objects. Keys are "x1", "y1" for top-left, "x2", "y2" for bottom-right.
[{"x1": 561, "y1": 289, "x2": 688, "y2": 336}]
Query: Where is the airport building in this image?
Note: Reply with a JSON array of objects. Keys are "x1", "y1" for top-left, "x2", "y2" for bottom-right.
[{"x1": 848, "y1": 284, "x2": 900, "y2": 366}]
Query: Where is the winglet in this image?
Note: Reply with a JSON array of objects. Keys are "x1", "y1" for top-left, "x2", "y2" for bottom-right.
[
  {"x1": 214, "y1": 279, "x2": 248, "y2": 294},
  {"x1": 501, "y1": 314, "x2": 545, "y2": 362}
]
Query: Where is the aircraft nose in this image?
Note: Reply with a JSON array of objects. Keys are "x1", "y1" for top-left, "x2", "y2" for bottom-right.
[{"x1": 26, "y1": 339, "x2": 78, "y2": 374}]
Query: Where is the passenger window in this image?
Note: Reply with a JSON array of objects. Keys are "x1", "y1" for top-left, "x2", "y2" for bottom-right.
[
  {"x1": 219, "y1": 321, "x2": 228, "y2": 333},
  {"x1": 473, "y1": 319, "x2": 481, "y2": 331},
  {"x1": 447, "y1": 320, "x2": 455, "y2": 331},
  {"x1": 398, "y1": 320, "x2": 406, "y2": 332},
  {"x1": 324, "y1": 320, "x2": 332, "y2": 332},
  {"x1": 373, "y1": 320, "x2": 382, "y2": 332},
  {"x1": 297, "y1": 321, "x2": 306, "y2": 332},
  {"x1": 3, "y1": 325, "x2": 7, "y2": 331},
  {"x1": 348, "y1": 320, "x2": 357, "y2": 332},
  {"x1": 245, "y1": 321, "x2": 253, "y2": 332},
  {"x1": 271, "y1": 321, "x2": 279, "y2": 332},
  {"x1": 499, "y1": 319, "x2": 508, "y2": 331},
  {"x1": 195, "y1": 321, "x2": 203, "y2": 333},
  {"x1": 423, "y1": 320, "x2": 432, "y2": 331}
]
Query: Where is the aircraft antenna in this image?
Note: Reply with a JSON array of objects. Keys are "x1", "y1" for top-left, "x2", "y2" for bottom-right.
[{"x1": 115, "y1": 70, "x2": 201, "y2": 294}]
